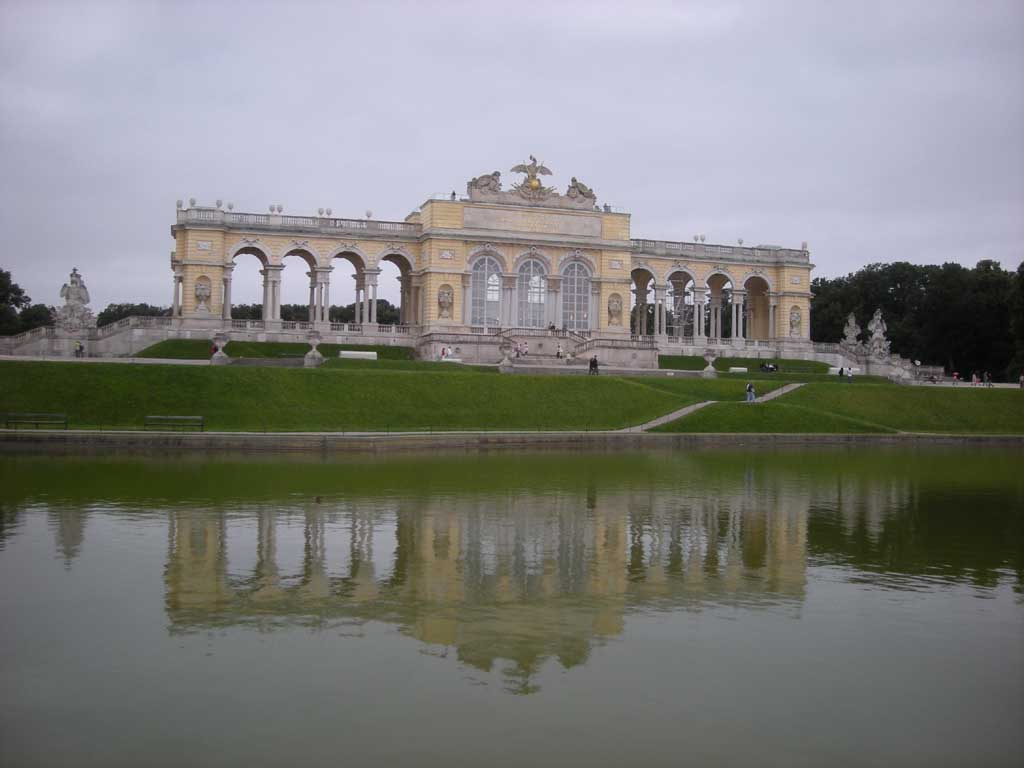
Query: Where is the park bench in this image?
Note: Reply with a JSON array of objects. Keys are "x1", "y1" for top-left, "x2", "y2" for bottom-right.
[
  {"x1": 3, "y1": 412, "x2": 69, "y2": 429},
  {"x1": 144, "y1": 415, "x2": 205, "y2": 431}
]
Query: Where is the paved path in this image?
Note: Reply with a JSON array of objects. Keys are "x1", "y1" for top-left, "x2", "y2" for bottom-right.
[{"x1": 625, "y1": 382, "x2": 806, "y2": 432}]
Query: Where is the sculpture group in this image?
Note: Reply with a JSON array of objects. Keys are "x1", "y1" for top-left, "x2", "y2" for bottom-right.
[
  {"x1": 468, "y1": 156, "x2": 597, "y2": 210},
  {"x1": 57, "y1": 268, "x2": 96, "y2": 331},
  {"x1": 840, "y1": 308, "x2": 891, "y2": 360}
]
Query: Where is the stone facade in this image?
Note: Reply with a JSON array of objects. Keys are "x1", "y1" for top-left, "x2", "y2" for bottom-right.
[{"x1": 3, "y1": 159, "x2": 820, "y2": 366}]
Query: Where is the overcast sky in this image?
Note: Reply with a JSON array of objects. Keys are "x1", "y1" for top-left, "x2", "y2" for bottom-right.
[{"x1": 1, "y1": 0, "x2": 1021, "y2": 310}]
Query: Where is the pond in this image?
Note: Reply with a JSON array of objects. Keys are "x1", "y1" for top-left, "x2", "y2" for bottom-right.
[{"x1": 1, "y1": 447, "x2": 1022, "y2": 767}]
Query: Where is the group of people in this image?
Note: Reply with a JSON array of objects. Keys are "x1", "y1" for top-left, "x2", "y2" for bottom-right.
[
  {"x1": 588, "y1": 355, "x2": 600, "y2": 375},
  {"x1": 759, "y1": 362, "x2": 779, "y2": 373},
  {"x1": 513, "y1": 340, "x2": 530, "y2": 358},
  {"x1": 837, "y1": 366, "x2": 854, "y2": 382},
  {"x1": 438, "y1": 345, "x2": 455, "y2": 360},
  {"x1": 73, "y1": 341, "x2": 85, "y2": 358}
]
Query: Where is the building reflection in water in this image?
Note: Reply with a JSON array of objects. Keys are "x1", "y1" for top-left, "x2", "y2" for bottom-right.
[{"x1": 164, "y1": 484, "x2": 811, "y2": 693}]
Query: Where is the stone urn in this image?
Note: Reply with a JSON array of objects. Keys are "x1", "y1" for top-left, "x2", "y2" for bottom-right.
[
  {"x1": 701, "y1": 349, "x2": 717, "y2": 378},
  {"x1": 211, "y1": 332, "x2": 231, "y2": 365},
  {"x1": 304, "y1": 330, "x2": 324, "y2": 368}
]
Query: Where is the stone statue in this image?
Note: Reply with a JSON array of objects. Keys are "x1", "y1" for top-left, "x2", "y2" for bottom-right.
[
  {"x1": 789, "y1": 306, "x2": 801, "y2": 337},
  {"x1": 566, "y1": 177, "x2": 596, "y2": 200},
  {"x1": 510, "y1": 155, "x2": 555, "y2": 201},
  {"x1": 437, "y1": 284, "x2": 453, "y2": 320},
  {"x1": 468, "y1": 171, "x2": 502, "y2": 194},
  {"x1": 607, "y1": 293, "x2": 623, "y2": 326},
  {"x1": 194, "y1": 279, "x2": 212, "y2": 313},
  {"x1": 867, "y1": 308, "x2": 891, "y2": 358},
  {"x1": 840, "y1": 312, "x2": 863, "y2": 352},
  {"x1": 56, "y1": 267, "x2": 96, "y2": 331}
]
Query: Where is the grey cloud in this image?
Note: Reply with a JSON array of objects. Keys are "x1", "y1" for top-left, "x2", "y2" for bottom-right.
[{"x1": 0, "y1": 0, "x2": 1020, "y2": 310}]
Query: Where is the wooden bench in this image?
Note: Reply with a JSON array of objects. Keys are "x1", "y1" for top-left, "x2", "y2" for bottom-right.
[
  {"x1": 4, "y1": 412, "x2": 68, "y2": 429},
  {"x1": 144, "y1": 415, "x2": 204, "y2": 431}
]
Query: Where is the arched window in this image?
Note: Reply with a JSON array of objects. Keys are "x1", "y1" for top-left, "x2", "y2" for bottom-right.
[
  {"x1": 516, "y1": 259, "x2": 547, "y2": 327},
  {"x1": 561, "y1": 262, "x2": 591, "y2": 331},
  {"x1": 470, "y1": 255, "x2": 502, "y2": 328}
]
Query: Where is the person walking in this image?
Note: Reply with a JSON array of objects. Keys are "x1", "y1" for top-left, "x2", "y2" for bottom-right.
[
  {"x1": 1019, "y1": 372, "x2": 1023, "y2": 389},
  {"x1": 984, "y1": 371, "x2": 992, "y2": 388},
  {"x1": 745, "y1": 382, "x2": 756, "y2": 403},
  {"x1": 838, "y1": 366, "x2": 844, "y2": 381},
  {"x1": 846, "y1": 367, "x2": 853, "y2": 383},
  {"x1": 589, "y1": 355, "x2": 599, "y2": 375},
  {"x1": 556, "y1": 344, "x2": 563, "y2": 359}
]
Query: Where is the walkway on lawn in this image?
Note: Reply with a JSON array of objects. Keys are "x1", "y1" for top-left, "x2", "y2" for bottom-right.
[{"x1": 622, "y1": 382, "x2": 806, "y2": 432}]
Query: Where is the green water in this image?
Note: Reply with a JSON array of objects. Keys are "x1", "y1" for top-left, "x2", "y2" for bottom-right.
[{"x1": 1, "y1": 447, "x2": 1022, "y2": 767}]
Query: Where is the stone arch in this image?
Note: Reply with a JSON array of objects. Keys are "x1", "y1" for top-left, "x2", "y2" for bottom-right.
[
  {"x1": 741, "y1": 271, "x2": 775, "y2": 294},
  {"x1": 226, "y1": 242, "x2": 270, "y2": 267},
  {"x1": 704, "y1": 268, "x2": 737, "y2": 291},
  {"x1": 327, "y1": 244, "x2": 369, "y2": 272},
  {"x1": 278, "y1": 246, "x2": 318, "y2": 270},
  {"x1": 375, "y1": 246, "x2": 415, "y2": 274},
  {"x1": 630, "y1": 266, "x2": 657, "y2": 335},
  {"x1": 557, "y1": 249, "x2": 597, "y2": 276},
  {"x1": 743, "y1": 274, "x2": 773, "y2": 340},
  {"x1": 705, "y1": 271, "x2": 737, "y2": 340},
  {"x1": 512, "y1": 247, "x2": 552, "y2": 273},
  {"x1": 666, "y1": 269, "x2": 698, "y2": 337},
  {"x1": 468, "y1": 244, "x2": 508, "y2": 273}
]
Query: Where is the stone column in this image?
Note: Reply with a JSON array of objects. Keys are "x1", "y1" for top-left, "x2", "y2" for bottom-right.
[
  {"x1": 654, "y1": 287, "x2": 667, "y2": 337},
  {"x1": 709, "y1": 298, "x2": 720, "y2": 338},
  {"x1": 501, "y1": 275, "x2": 516, "y2": 328},
  {"x1": 733, "y1": 291, "x2": 746, "y2": 340},
  {"x1": 321, "y1": 271, "x2": 331, "y2": 323},
  {"x1": 269, "y1": 268, "x2": 283, "y2": 321},
  {"x1": 354, "y1": 277, "x2": 363, "y2": 324},
  {"x1": 172, "y1": 273, "x2": 182, "y2": 317},
  {"x1": 693, "y1": 290, "x2": 706, "y2": 340},
  {"x1": 222, "y1": 267, "x2": 233, "y2": 321},
  {"x1": 769, "y1": 298, "x2": 777, "y2": 339},
  {"x1": 367, "y1": 272, "x2": 379, "y2": 325},
  {"x1": 460, "y1": 274, "x2": 470, "y2": 325},
  {"x1": 547, "y1": 276, "x2": 561, "y2": 330},
  {"x1": 307, "y1": 272, "x2": 317, "y2": 322},
  {"x1": 260, "y1": 270, "x2": 270, "y2": 320}
]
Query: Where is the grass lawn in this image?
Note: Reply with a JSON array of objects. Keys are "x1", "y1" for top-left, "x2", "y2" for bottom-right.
[
  {"x1": 652, "y1": 401, "x2": 893, "y2": 433},
  {"x1": 658, "y1": 355, "x2": 706, "y2": 371},
  {"x1": 135, "y1": 339, "x2": 212, "y2": 359},
  {"x1": 713, "y1": 356, "x2": 829, "y2": 374},
  {"x1": 784, "y1": 382, "x2": 1024, "y2": 434},
  {"x1": 321, "y1": 358, "x2": 496, "y2": 373},
  {"x1": 0, "y1": 361, "x2": 723, "y2": 432},
  {"x1": 135, "y1": 339, "x2": 414, "y2": 360},
  {"x1": 654, "y1": 381, "x2": 1024, "y2": 433},
  {"x1": 624, "y1": 376, "x2": 788, "y2": 402}
]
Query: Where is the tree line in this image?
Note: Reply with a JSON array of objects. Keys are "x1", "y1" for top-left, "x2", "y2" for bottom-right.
[{"x1": 811, "y1": 260, "x2": 1024, "y2": 380}]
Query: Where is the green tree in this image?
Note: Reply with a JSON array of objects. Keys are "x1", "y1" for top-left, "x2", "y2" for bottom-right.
[
  {"x1": 0, "y1": 268, "x2": 31, "y2": 335},
  {"x1": 96, "y1": 303, "x2": 170, "y2": 326},
  {"x1": 18, "y1": 304, "x2": 54, "y2": 332}
]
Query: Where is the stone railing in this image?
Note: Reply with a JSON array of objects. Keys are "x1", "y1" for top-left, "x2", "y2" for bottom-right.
[
  {"x1": 96, "y1": 315, "x2": 173, "y2": 337},
  {"x1": 812, "y1": 342, "x2": 841, "y2": 354},
  {"x1": 631, "y1": 239, "x2": 809, "y2": 264},
  {"x1": 576, "y1": 336, "x2": 657, "y2": 353},
  {"x1": 177, "y1": 207, "x2": 420, "y2": 237}
]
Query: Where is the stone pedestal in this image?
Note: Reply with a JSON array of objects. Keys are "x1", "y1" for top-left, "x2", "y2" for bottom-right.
[
  {"x1": 701, "y1": 350, "x2": 718, "y2": 379},
  {"x1": 304, "y1": 330, "x2": 324, "y2": 368},
  {"x1": 211, "y1": 332, "x2": 231, "y2": 365}
]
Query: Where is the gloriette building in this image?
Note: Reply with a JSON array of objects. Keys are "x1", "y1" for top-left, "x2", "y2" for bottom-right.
[{"x1": 5, "y1": 158, "x2": 819, "y2": 367}]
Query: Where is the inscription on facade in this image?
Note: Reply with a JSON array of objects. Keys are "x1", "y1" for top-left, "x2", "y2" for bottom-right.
[
  {"x1": 197, "y1": 241, "x2": 212, "y2": 251},
  {"x1": 464, "y1": 207, "x2": 601, "y2": 238}
]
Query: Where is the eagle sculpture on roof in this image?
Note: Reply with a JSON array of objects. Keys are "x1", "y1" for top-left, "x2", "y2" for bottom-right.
[{"x1": 511, "y1": 155, "x2": 555, "y2": 197}]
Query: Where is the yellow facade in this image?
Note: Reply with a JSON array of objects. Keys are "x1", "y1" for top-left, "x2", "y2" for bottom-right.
[{"x1": 170, "y1": 163, "x2": 813, "y2": 345}]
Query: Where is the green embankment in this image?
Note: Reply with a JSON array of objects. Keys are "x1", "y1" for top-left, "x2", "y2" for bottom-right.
[
  {"x1": 0, "y1": 361, "x2": 745, "y2": 432},
  {"x1": 135, "y1": 339, "x2": 414, "y2": 360},
  {"x1": 658, "y1": 355, "x2": 829, "y2": 374},
  {"x1": 654, "y1": 382, "x2": 1024, "y2": 434}
]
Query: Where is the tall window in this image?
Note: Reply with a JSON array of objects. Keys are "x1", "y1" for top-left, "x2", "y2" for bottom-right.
[
  {"x1": 470, "y1": 255, "x2": 502, "y2": 328},
  {"x1": 561, "y1": 262, "x2": 591, "y2": 331},
  {"x1": 517, "y1": 259, "x2": 547, "y2": 327}
]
